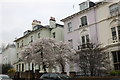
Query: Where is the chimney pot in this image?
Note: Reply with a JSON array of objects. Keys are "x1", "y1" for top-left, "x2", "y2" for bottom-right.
[{"x1": 50, "y1": 17, "x2": 56, "y2": 21}]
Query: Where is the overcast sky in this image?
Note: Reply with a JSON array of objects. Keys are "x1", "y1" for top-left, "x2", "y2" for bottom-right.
[{"x1": 0, "y1": 0, "x2": 99, "y2": 46}]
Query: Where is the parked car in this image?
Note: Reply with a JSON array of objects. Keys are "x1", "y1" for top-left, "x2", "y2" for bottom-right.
[
  {"x1": 0, "y1": 74, "x2": 12, "y2": 80},
  {"x1": 40, "y1": 73, "x2": 75, "y2": 80},
  {"x1": 111, "y1": 79, "x2": 120, "y2": 80}
]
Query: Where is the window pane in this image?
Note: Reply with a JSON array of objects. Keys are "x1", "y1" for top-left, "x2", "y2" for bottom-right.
[
  {"x1": 31, "y1": 36, "x2": 33, "y2": 42},
  {"x1": 81, "y1": 36, "x2": 85, "y2": 44},
  {"x1": 38, "y1": 33, "x2": 40, "y2": 38},
  {"x1": 53, "y1": 32, "x2": 55, "y2": 38},
  {"x1": 118, "y1": 51, "x2": 120, "y2": 62},
  {"x1": 112, "y1": 51, "x2": 117, "y2": 63},
  {"x1": 81, "y1": 16, "x2": 87, "y2": 26},
  {"x1": 21, "y1": 40, "x2": 24, "y2": 47},
  {"x1": 109, "y1": 4, "x2": 119, "y2": 16},
  {"x1": 119, "y1": 63, "x2": 120, "y2": 70},
  {"x1": 17, "y1": 43, "x2": 19, "y2": 48},
  {"x1": 111, "y1": 27, "x2": 117, "y2": 40},
  {"x1": 68, "y1": 22, "x2": 72, "y2": 32},
  {"x1": 114, "y1": 64, "x2": 119, "y2": 70},
  {"x1": 114, "y1": 63, "x2": 120, "y2": 70},
  {"x1": 117, "y1": 26, "x2": 120, "y2": 41},
  {"x1": 86, "y1": 35, "x2": 89, "y2": 43},
  {"x1": 22, "y1": 63, "x2": 24, "y2": 71},
  {"x1": 68, "y1": 39, "x2": 73, "y2": 49}
]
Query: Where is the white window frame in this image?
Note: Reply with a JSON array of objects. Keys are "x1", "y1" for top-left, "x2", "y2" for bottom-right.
[{"x1": 68, "y1": 22, "x2": 72, "y2": 32}]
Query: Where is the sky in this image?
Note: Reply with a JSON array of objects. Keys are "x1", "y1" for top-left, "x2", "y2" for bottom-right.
[{"x1": 0, "y1": 0, "x2": 99, "y2": 46}]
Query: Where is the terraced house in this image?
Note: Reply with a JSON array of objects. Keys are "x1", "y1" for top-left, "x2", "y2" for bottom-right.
[
  {"x1": 61, "y1": 0, "x2": 120, "y2": 74},
  {"x1": 14, "y1": 17, "x2": 64, "y2": 72}
]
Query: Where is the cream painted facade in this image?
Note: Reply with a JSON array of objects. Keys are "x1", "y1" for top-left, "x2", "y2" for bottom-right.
[
  {"x1": 95, "y1": 0, "x2": 120, "y2": 70},
  {"x1": 14, "y1": 18, "x2": 64, "y2": 72}
]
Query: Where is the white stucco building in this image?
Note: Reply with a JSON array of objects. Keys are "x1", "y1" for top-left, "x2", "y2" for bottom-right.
[
  {"x1": 14, "y1": 17, "x2": 64, "y2": 73},
  {"x1": 95, "y1": 0, "x2": 120, "y2": 70},
  {"x1": 61, "y1": 0, "x2": 120, "y2": 74},
  {"x1": 2, "y1": 43, "x2": 17, "y2": 66}
]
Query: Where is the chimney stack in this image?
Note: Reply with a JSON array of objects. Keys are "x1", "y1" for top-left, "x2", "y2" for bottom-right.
[
  {"x1": 49, "y1": 17, "x2": 56, "y2": 28},
  {"x1": 32, "y1": 20, "x2": 41, "y2": 27}
]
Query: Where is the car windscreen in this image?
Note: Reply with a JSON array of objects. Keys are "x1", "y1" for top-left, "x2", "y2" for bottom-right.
[
  {"x1": 0, "y1": 75, "x2": 10, "y2": 79},
  {"x1": 40, "y1": 74, "x2": 49, "y2": 79},
  {"x1": 58, "y1": 74, "x2": 70, "y2": 79}
]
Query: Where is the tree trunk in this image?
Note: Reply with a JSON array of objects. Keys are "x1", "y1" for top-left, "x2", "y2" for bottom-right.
[
  {"x1": 90, "y1": 68, "x2": 94, "y2": 76},
  {"x1": 43, "y1": 62, "x2": 47, "y2": 73},
  {"x1": 61, "y1": 63, "x2": 65, "y2": 73},
  {"x1": 28, "y1": 63, "x2": 30, "y2": 71}
]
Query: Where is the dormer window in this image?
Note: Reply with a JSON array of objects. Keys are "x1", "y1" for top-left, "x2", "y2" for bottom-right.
[
  {"x1": 33, "y1": 26, "x2": 39, "y2": 31},
  {"x1": 80, "y1": 2, "x2": 87, "y2": 11},
  {"x1": 79, "y1": 0, "x2": 95, "y2": 11}
]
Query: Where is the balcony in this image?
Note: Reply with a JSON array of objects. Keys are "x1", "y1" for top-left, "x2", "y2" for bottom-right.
[{"x1": 78, "y1": 43, "x2": 93, "y2": 50}]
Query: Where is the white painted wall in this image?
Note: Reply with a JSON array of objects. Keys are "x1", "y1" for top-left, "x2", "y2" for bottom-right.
[{"x1": 2, "y1": 44, "x2": 17, "y2": 66}]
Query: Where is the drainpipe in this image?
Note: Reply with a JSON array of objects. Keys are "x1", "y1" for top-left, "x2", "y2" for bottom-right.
[{"x1": 93, "y1": 7, "x2": 99, "y2": 44}]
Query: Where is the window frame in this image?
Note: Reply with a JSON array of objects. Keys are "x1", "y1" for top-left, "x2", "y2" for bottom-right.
[
  {"x1": 111, "y1": 26, "x2": 120, "y2": 42},
  {"x1": 111, "y1": 27, "x2": 117, "y2": 40},
  {"x1": 81, "y1": 16, "x2": 88, "y2": 26},
  {"x1": 68, "y1": 39, "x2": 73, "y2": 49},
  {"x1": 67, "y1": 22, "x2": 72, "y2": 32},
  {"x1": 30, "y1": 36, "x2": 33, "y2": 42},
  {"x1": 38, "y1": 33, "x2": 40, "y2": 38},
  {"x1": 109, "y1": 3, "x2": 119, "y2": 16},
  {"x1": 112, "y1": 51, "x2": 120, "y2": 70},
  {"x1": 52, "y1": 32, "x2": 55, "y2": 38}
]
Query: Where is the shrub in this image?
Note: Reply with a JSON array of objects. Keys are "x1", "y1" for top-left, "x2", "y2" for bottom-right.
[
  {"x1": 8, "y1": 68, "x2": 16, "y2": 73},
  {"x1": 110, "y1": 70, "x2": 120, "y2": 76}
]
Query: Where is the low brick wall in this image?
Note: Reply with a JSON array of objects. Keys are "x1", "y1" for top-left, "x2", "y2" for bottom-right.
[
  {"x1": 13, "y1": 71, "x2": 120, "y2": 80},
  {"x1": 75, "y1": 76, "x2": 120, "y2": 80}
]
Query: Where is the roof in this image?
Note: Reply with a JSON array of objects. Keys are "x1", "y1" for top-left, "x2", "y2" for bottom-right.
[
  {"x1": 61, "y1": 1, "x2": 107, "y2": 22},
  {"x1": 56, "y1": 23, "x2": 64, "y2": 27},
  {"x1": 14, "y1": 25, "x2": 51, "y2": 42}
]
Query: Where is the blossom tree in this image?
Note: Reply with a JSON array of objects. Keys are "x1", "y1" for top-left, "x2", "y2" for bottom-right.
[
  {"x1": 20, "y1": 38, "x2": 75, "y2": 73},
  {"x1": 21, "y1": 45, "x2": 33, "y2": 70},
  {"x1": 54, "y1": 41, "x2": 75, "y2": 73},
  {"x1": 32, "y1": 38, "x2": 57, "y2": 72}
]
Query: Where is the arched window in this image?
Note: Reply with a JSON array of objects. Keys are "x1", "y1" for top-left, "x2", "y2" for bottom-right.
[
  {"x1": 109, "y1": 3, "x2": 119, "y2": 16},
  {"x1": 80, "y1": 29, "x2": 90, "y2": 44},
  {"x1": 80, "y1": 29, "x2": 91, "y2": 49}
]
